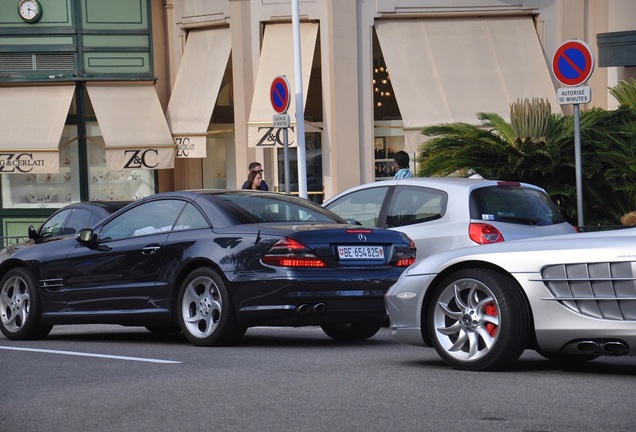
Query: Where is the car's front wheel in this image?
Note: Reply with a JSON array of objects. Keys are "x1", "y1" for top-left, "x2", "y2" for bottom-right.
[
  {"x1": 428, "y1": 268, "x2": 529, "y2": 371},
  {"x1": 321, "y1": 321, "x2": 383, "y2": 341},
  {"x1": 177, "y1": 267, "x2": 246, "y2": 346},
  {"x1": 0, "y1": 267, "x2": 52, "y2": 340}
]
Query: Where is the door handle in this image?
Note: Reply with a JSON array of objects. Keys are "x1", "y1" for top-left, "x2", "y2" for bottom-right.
[{"x1": 141, "y1": 245, "x2": 161, "y2": 255}]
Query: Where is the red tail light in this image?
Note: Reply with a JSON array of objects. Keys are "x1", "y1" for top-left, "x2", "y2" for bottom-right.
[
  {"x1": 396, "y1": 256, "x2": 416, "y2": 267},
  {"x1": 396, "y1": 238, "x2": 417, "y2": 267},
  {"x1": 345, "y1": 228, "x2": 373, "y2": 234},
  {"x1": 262, "y1": 237, "x2": 327, "y2": 268},
  {"x1": 469, "y1": 223, "x2": 504, "y2": 244},
  {"x1": 496, "y1": 181, "x2": 521, "y2": 187}
]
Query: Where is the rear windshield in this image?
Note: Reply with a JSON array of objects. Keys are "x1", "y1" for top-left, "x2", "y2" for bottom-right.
[
  {"x1": 470, "y1": 185, "x2": 566, "y2": 226},
  {"x1": 216, "y1": 194, "x2": 343, "y2": 224}
]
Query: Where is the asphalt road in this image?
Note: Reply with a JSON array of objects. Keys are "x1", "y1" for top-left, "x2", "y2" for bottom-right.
[{"x1": 1, "y1": 325, "x2": 635, "y2": 432}]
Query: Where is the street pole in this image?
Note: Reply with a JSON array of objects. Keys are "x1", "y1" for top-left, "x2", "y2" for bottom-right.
[
  {"x1": 291, "y1": 0, "x2": 307, "y2": 198},
  {"x1": 574, "y1": 103, "x2": 584, "y2": 228}
]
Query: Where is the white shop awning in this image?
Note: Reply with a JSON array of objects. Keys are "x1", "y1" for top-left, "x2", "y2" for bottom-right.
[
  {"x1": 247, "y1": 22, "x2": 318, "y2": 147},
  {"x1": 0, "y1": 85, "x2": 75, "y2": 174},
  {"x1": 87, "y1": 82, "x2": 175, "y2": 170},
  {"x1": 165, "y1": 27, "x2": 232, "y2": 158},
  {"x1": 375, "y1": 16, "x2": 559, "y2": 153}
]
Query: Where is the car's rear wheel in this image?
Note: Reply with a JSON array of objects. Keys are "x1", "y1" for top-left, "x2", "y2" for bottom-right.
[
  {"x1": 321, "y1": 321, "x2": 383, "y2": 341},
  {"x1": 177, "y1": 267, "x2": 246, "y2": 346},
  {"x1": 0, "y1": 267, "x2": 52, "y2": 340},
  {"x1": 428, "y1": 268, "x2": 529, "y2": 371}
]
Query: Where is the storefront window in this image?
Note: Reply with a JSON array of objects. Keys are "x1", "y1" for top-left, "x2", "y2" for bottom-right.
[
  {"x1": 1, "y1": 125, "x2": 80, "y2": 209},
  {"x1": 373, "y1": 33, "x2": 407, "y2": 180},
  {"x1": 86, "y1": 122, "x2": 155, "y2": 201},
  {"x1": 373, "y1": 124, "x2": 407, "y2": 180}
]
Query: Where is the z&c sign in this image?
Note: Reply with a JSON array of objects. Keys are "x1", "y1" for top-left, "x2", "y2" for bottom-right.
[
  {"x1": 0, "y1": 152, "x2": 54, "y2": 174},
  {"x1": 107, "y1": 147, "x2": 175, "y2": 170}
]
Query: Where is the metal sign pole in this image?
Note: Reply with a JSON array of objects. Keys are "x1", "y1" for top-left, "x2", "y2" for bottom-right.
[
  {"x1": 552, "y1": 39, "x2": 594, "y2": 229},
  {"x1": 573, "y1": 103, "x2": 584, "y2": 228},
  {"x1": 271, "y1": 76, "x2": 292, "y2": 195},
  {"x1": 283, "y1": 128, "x2": 290, "y2": 194}
]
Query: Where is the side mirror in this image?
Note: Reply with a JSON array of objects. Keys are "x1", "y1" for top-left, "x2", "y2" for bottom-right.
[
  {"x1": 27, "y1": 225, "x2": 39, "y2": 240},
  {"x1": 345, "y1": 218, "x2": 363, "y2": 226},
  {"x1": 76, "y1": 228, "x2": 95, "y2": 244}
]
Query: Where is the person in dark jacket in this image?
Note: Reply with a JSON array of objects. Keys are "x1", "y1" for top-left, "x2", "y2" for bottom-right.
[
  {"x1": 242, "y1": 169, "x2": 264, "y2": 190},
  {"x1": 241, "y1": 162, "x2": 268, "y2": 190}
]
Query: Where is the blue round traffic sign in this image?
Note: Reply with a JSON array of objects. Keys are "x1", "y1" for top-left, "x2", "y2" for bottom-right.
[
  {"x1": 552, "y1": 40, "x2": 594, "y2": 87},
  {"x1": 270, "y1": 75, "x2": 291, "y2": 114}
]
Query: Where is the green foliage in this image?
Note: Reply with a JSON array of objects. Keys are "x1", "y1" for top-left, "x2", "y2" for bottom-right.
[
  {"x1": 417, "y1": 93, "x2": 636, "y2": 226},
  {"x1": 609, "y1": 78, "x2": 636, "y2": 108},
  {"x1": 509, "y1": 97, "x2": 552, "y2": 141}
]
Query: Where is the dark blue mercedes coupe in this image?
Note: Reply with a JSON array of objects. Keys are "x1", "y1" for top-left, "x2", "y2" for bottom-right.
[{"x1": 0, "y1": 190, "x2": 416, "y2": 346}]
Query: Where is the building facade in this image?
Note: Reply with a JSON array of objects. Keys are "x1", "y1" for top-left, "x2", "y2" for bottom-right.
[
  {"x1": 1, "y1": 0, "x2": 635, "y2": 238},
  {"x1": 0, "y1": 0, "x2": 175, "y2": 238}
]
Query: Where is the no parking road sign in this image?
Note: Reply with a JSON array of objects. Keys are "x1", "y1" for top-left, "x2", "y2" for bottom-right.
[
  {"x1": 270, "y1": 75, "x2": 291, "y2": 114},
  {"x1": 552, "y1": 40, "x2": 595, "y2": 229},
  {"x1": 552, "y1": 40, "x2": 594, "y2": 87}
]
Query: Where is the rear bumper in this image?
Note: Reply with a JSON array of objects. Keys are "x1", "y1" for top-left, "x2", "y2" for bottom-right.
[{"x1": 233, "y1": 278, "x2": 394, "y2": 326}]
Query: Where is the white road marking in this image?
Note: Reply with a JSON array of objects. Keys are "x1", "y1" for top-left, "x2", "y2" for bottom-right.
[{"x1": 0, "y1": 346, "x2": 181, "y2": 364}]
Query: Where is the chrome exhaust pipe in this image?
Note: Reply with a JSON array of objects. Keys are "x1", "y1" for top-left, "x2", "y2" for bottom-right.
[
  {"x1": 575, "y1": 341, "x2": 600, "y2": 353},
  {"x1": 313, "y1": 303, "x2": 327, "y2": 314},
  {"x1": 567, "y1": 340, "x2": 629, "y2": 356},
  {"x1": 602, "y1": 341, "x2": 629, "y2": 355},
  {"x1": 297, "y1": 304, "x2": 311, "y2": 315}
]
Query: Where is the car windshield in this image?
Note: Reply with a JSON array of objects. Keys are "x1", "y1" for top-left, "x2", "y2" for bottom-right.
[
  {"x1": 470, "y1": 185, "x2": 566, "y2": 226},
  {"x1": 218, "y1": 194, "x2": 342, "y2": 224}
]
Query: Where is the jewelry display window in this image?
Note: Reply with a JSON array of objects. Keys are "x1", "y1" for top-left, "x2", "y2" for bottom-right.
[
  {"x1": 86, "y1": 123, "x2": 154, "y2": 201},
  {"x1": 1, "y1": 125, "x2": 80, "y2": 209}
]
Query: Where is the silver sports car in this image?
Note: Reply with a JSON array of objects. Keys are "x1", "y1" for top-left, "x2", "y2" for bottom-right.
[{"x1": 385, "y1": 228, "x2": 636, "y2": 371}]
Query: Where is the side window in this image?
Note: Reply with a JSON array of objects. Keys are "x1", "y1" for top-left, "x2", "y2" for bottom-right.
[
  {"x1": 100, "y1": 200, "x2": 186, "y2": 241},
  {"x1": 387, "y1": 186, "x2": 446, "y2": 228},
  {"x1": 64, "y1": 209, "x2": 94, "y2": 234},
  {"x1": 174, "y1": 203, "x2": 209, "y2": 231},
  {"x1": 325, "y1": 187, "x2": 390, "y2": 228},
  {"x1": 40, "y1": 209, "x2": 71, "y2": 238}
]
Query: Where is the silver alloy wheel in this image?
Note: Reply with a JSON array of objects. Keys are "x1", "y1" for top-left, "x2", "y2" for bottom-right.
[
  {"x1": 0, "y1": 275, "x2": 31, "y2": 333},
  {"x1": 433, "y1": 277, "x2": 500, "y2": 363},
  {"x1": 180, "y1": 274, "x2": 222, "y2": 339}
]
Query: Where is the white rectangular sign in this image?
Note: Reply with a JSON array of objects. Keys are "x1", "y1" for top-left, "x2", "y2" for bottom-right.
[
  {"x1": 273, "y1": 113, "x2": 291, "y2": 128},
  {"x1": 557, "y1": 86, "x2": 591, "y2": 105}
]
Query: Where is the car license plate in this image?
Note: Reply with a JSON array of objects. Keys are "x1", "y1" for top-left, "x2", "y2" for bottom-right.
[{"x1": 337, "y1": 245, "x2": 384, "y2": 260}]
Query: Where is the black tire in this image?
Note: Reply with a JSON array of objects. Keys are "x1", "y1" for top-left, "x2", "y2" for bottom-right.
[
  {"x1": 428, "y1": 268, "x2": 529, "y2": 371},
  {"x1": 177, "y1": 267, "x2": 246, "y2": 346},
  {"x1": 0, "y1": 267, "x2": 52, "y2": 340},
  {"x1": 321, "y1": 321, "x2": 383, "y2": 341}
]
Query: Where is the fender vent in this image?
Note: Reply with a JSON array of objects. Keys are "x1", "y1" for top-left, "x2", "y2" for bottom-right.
[{"x1": 540, "y1": 262, "x2": 636, "y2": 320}]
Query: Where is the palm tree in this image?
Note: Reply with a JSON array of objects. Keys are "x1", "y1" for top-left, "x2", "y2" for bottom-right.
[
  {"x1": 419, "y1": 98, "x2": 578, "y2": 221},
  {"x1": 609, "y1": 78, "x2": 636, "y2": 108}
]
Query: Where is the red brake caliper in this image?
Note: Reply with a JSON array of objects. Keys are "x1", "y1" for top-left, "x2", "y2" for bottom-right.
[{"x1": 484, "y1": 303, "x2": 498, "y2": 337}]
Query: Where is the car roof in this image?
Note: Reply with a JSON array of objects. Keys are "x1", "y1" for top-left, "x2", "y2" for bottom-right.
[
  {"x1": 55, "y1": 201, "x2": 132, "y2": 215},
  {"x1": 324, "y1": 177, "x2": 544, "y2": 205}
]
